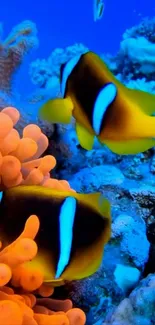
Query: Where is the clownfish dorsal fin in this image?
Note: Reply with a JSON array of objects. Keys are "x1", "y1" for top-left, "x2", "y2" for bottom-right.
[
  {"x1": 39, "y1": 97, "x2": 74, "y2": 124},
  {"x1": 55, "y1": 197, "x2": 77, "y2": 279}
]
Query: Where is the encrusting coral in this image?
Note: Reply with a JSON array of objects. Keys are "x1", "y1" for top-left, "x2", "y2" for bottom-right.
[
  {"x1": 0, "y1": 106, "x2": 86, "y2": 324},
  {"x1": 0, "y1": 214, "x2": 86, "y2": 325},
  {"x1": 0, "y1": 106, "x2": 74, "y2": 191}
]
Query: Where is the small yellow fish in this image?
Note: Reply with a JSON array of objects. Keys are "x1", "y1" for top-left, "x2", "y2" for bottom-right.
[
  {"x1": 0, "y1": 185, "x2": 111, "y2": 285},
  {"x1": 93, "y1": 0, "x2": 104, "y2": 22},
  {"x1": 39, "y1": 51, "x2": 155, "y2": 155}
]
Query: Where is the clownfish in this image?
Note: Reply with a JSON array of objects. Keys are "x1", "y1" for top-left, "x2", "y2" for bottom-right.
[
  {"x1": 0, "y1": 185, "x2": 111, "y2": 285},
  {"x1": 39, "y1": 51, "x2": 155, "y2": 155}
]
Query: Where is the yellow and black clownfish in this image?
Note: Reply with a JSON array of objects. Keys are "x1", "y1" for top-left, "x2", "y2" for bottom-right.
[
  {"x1": 0, "y1": 186, "x2": 111, "y2": 286},
  {"x1": 39, "y1": 51, "x2": 155, "y2": 155}
]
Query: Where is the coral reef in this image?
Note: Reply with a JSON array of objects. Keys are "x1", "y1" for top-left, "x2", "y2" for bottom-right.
[
  {"x1": 114, "y1": 264, "x2": 141, "y2": 293},
  {"x1": 112, "y1": 214, "x2": 149, "y2": 268},
  {"x1": 119, "y1": 36, "x2": 155, "y2": 79},
  {"x1": 103, "y1": 273, "x2": 155, "y2": 325},
  {"x1": 123, "y1": 17, "x2": 155, "y2": 42},
  {"x1": 103, "y1": 17, "x2": 155, "y2": 86},
  {"x1": 68, "y1": 165, "x2": 125, "y2": 193}
]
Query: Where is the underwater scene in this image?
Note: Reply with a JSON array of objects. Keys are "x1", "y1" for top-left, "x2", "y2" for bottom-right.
[{"x1": 1, "y1": 0, "x2": 155, "y2": 324}]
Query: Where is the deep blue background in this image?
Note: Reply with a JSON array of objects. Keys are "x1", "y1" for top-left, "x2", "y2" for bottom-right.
[{"x1": 0, "y1": 0, "x2": 154, "y2": 94}]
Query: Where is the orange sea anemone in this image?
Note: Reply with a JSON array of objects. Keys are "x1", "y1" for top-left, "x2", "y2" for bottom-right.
[{"x1": 0, "y1": 106, "x2": 74, "y2": 192}]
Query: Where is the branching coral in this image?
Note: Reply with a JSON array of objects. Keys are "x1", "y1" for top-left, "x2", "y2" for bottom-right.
[
  {"x1": 0, "y1": 21, "x2": 55, "y2": 141},
  {"x1": 0, "y1": 215, "x2": 86, "y2": 325},
  {"x1": 0, "y1": 106, "x2": 73, "y2": 191},
  {"x1": 0, "y1": 20, "x2": 38, "y2": 97}
]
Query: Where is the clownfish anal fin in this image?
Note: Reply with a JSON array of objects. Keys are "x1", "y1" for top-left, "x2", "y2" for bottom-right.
[
  {"x1": 76, "y1": 122, "x2": 95, "y2": 150},
  {"x1": 103, "y1": 138, "x2": 155, "y2": 155}
]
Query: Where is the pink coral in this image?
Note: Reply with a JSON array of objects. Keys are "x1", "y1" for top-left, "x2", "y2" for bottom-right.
[
  {"x1": 0, "y1": 215, "x2": 86, "y2": 325},
  {"x1": 0, "y1": 106, "x2": 73, "y2": 192}
]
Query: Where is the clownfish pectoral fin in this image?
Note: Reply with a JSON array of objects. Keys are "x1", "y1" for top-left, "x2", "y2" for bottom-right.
[
  {"x1": 103, "y1": 138, "x2": 155, "y2": 155},
  {"x1": 127, "y1": 88, "x2": 155, "y2": 116},
  {"x1": 55, "y1": 197, "x2": 76, "y2": 279},
  {"x1": 76, "y1": 122, "x2": 95, "y2": 150},
  {"x1": 39, "y1": 97, "x2": 74, "y2": 124}
]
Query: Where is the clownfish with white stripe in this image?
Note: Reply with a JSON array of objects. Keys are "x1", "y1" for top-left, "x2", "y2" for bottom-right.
[
  {"x1": 39, "y1": 51, "x2": 155, "y2": 155},
  {"x1": 0, "y1": 186, "x2": 111, "y2": 285}
]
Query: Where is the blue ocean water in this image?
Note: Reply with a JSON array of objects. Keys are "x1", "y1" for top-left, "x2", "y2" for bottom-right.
[
  {"x1": 1, "y1": 0, "x2": 154, "y2": 54},
  {"x1": 0, "y1": 0, "x2": 154, "y2": 95}
]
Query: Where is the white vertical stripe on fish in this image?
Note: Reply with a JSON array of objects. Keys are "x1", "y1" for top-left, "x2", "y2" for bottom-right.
[
  {"x1": 55, "y1": 197, "x2": 76, "y2": 279},
  {"x1": 93, "y1": 83, "x2": 117, "y2": 135},
  {"x1": 61, "y1": 55, "x2": 82, "y2": 97}
]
